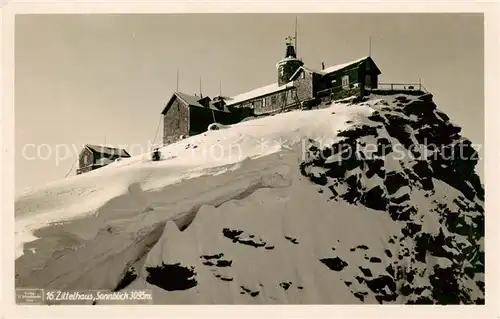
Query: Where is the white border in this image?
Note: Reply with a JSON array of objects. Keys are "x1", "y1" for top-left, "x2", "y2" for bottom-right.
[{"x1": 2, "y1": 1, "x2": 499, "y2": 318}]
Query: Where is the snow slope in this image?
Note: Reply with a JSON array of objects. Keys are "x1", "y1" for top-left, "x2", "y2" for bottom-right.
[{"x1": 15, "y1": 93, "x2": 484, "y2": 305}]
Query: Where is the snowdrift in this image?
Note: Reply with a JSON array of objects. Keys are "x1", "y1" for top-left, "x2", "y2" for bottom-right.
[{"x1": 15, "y1": 93, "x2": 484, "y2": 304}]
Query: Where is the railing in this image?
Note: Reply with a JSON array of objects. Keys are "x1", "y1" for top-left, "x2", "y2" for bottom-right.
[
  {"x1": 374, "y1": 82, "x2": 428, "y2": 93},
  {"x1": 316, "y1": 82, "x2": 429, "y2": 100}
]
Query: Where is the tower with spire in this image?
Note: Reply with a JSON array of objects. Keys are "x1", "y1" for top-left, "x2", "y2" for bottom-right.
[{"x1": 276, "y1": 36, "x2": 304, "y2": 86}]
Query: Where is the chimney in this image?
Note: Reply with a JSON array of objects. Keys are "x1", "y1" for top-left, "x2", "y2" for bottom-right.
[{"x1": 321, "y1": 62, "x2": 325, "y2": 70}]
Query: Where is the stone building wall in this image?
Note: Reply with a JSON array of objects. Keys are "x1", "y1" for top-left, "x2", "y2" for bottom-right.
[
  {"x1": 78, "y1": 148, "x2": 93, "y2": 171},
  {"x1": 163, "y1": 99, "x2": 190, "y2": 146},
  {"x1": 294, "y1": 71, "x2": 314, "y2": 102}
]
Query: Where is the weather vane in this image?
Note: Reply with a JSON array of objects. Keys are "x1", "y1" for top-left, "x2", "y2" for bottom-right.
[{"x1": 285, "y1": 36, "x2": 295, "y2": 45}]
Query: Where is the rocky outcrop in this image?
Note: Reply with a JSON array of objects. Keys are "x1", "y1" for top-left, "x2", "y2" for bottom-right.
[{"x1": 300, "y1": 93, "x2": 484, "y2": 304}]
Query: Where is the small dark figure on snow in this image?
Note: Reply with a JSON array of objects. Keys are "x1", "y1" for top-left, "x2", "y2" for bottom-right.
[{"x1": 152, "y1": 148, "x2": 161, "y2": 161}]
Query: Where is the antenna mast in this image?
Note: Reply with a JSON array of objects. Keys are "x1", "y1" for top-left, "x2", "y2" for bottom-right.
[
  {"x1": 369, "y1": 36, "x2": 372, "y2": 57},
  {"x1": 199, "y1": 76, "x2": 202, "y2": 97},
  {"x1": 176, "y1": 69, "x2": 179, "y2": 92}
]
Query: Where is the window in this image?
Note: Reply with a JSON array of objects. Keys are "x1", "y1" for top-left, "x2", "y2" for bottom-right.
[
  {"x1": 342, "y1": 75, "x2": 349, "y2": 89},
  {"x1": 262, "y1": 98, "x2": 267, "y2": 107},
  {"x1": 271, "y1": 95, "x2": 277, "y2": 105},
  {"x1": 301, "y1": 71, "x2": 305, "y2": 79},
  {"x1": 365, "y1": 74, "x2": 372, "y2": 88},
  {"x1": 279, "y1": 66, "x2": 284, "y2": 77}
]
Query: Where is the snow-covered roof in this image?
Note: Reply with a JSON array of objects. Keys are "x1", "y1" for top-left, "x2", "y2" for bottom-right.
[
  {"x1": 320, "y1": 56, "x2": 370, "y2": 75},
  {"x1": 175, "y1": 92, "x2": 205, "y2": 108},
  {"x1": 162, "y1": 92, "x2": 230, "y2": 114},
  {"x1": 208, "y1": 100, "x2": 230, "y2": 113},
  {"x1": 225, "y1": 81, "x2": 295, "y2": 106},
  {"x1": 290, "y1": 56, "x2": 377, "y2": 80},
  {"x1": 85, "y1": 145, "x2": 131, "y2": 158}
]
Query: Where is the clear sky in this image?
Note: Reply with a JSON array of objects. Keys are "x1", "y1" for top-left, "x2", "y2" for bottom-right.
[{"x1": 15, "y1": 13, "x2": 484, "y2": 191}]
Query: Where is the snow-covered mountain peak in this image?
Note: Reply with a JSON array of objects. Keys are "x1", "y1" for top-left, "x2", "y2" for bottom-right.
[{"x1": 15, "y1": 92, "x2": 484, "y2": 304}]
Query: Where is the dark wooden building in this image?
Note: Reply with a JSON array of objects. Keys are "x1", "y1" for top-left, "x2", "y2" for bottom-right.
[
  {"x1": 290, "y1": 56, "x2": 382, "y2": 101},
  {"x1": 161, "y1": 92, "x2": 233, "y2": 145},
  {"x1": 222, "y1": 42, "x2": 382, "y2": 114},
  {"x1": 77, "y1": 144, "x2": 131, "y2": 175}
]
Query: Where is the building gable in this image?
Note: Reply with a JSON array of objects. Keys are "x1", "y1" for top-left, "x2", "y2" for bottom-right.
[
  {"x1": 161, "y1": 93, "x2": 191, "y2": 115},
  {"x1": 84, "y1": 144, "x2": 131, "y2": 158},
  {"x1": 289, "y1": 66, "x2": 322, "y2": 82},
  {"x1": 321, "y1": 56, "x2": 381, "y2": 76}
]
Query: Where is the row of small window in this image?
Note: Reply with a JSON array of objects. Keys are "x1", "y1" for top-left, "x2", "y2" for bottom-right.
[{"x1": 242, "y1": 96, "x2": 279, "y2": 109}]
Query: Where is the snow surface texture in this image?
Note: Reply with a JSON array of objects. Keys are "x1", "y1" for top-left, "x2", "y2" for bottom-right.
[{"x1": 15, "y1": 93, "x2": 484, "y2": 305}]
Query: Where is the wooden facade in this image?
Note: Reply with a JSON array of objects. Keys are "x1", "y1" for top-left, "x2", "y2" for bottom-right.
[
  {"x1": 291, "y1": 56, "x2": 381, "y2": 100},
  {"x1": 323, "y1": 57, "x2": 381, "y2": 95},
  {"x1": 228, "y1": 87, "x2": 299, "y2": 116},
  {"x1": 161, "y1": 92, "x2": 233, "y2": 146},
  {"x1": 160, "y1": 47, "x2": 383, "y2": 146}
]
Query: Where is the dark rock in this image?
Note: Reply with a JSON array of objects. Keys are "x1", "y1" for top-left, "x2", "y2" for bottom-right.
[
  {"x1": 365, "y1": 275, "x2": 397, "y2": 295},
  {"x1": 476, "y1": 281, "x2": 485, "y2": 293},
  {"x1": 375, "y1": 138, "x2": 392, "y2": 157},
  {"x1": 359, "y1": 266, "x2": 373, "y2": 277},
  {"x1": 216, "y1": 260, "x2": 232, "y2": 267},
  {"x1": 368, "y1": 113, "x2": 386, "y2": 123},
  {"x1": 279, "y1": 282, "x2": 291, "y2": 290},
  {"x1": 222, "y1": 228, "x2": 244, "y2": 241},
  {"x1": 146, "y1": 262, "x2": 197, "y2": 291},
  {"x1": 320, "y1": 257, "x2": 348, "y2": 271},
  {"x1": 240, "y1": 285, "x2": 261, "y2": 297},
  {"x1": 429, "y1": 264, "x2": 464, "y2": 304},
  {"x1": 353, "y1": 291, "x2": 368, "y2": 302},
  {"x1": 114, "y1": 267, "x2": 137, "y2": 291},
  {"x1": 401, "y1": 222, "x2": 422, "y2": 237},
  {"x1": 237, "y1": 239, "x2": 266, "y2": 248},
  {"x1": 407, "y1": 296, "x2": 434, "y2": 304},
  {"x1": 400, "y1": 284, "x2": 413, "y2": 296},
  {"x1": 384, "y1": 172, "x2": 409, "y2": 195},
  {"x1": 337, "y1": 125, "x2": 378, "y2": 138},
  {"x1": 360, "y1": 186, "x2": 388, "y2": 211},
  {"x1": 385, "y1": 265, "x2": 395, "y2": 278},
  {"x1": 200, "y1": 253, "x2": 224, "y2": 260},
  {"x1": 390, "y1": 193, "x2": 411, "y2": 205}
]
